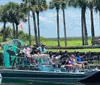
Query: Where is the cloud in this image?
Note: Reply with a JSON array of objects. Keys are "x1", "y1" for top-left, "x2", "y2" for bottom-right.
[
  {"x1": 39, "y1": 16, "x2": 54, "y2": 24},
  {"x1": 39, "y1": 16, "x2": 46, "y2": 22},
  {"x1": 48, "y1": 12, "x2": 62, "y2": 19},
  {"x1": 41, "y1": 12, "x2": 63, "y2": 24}
]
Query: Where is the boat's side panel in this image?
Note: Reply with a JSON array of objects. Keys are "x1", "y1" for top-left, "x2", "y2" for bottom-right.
[
  {"x1": 0, "y1": 69, "x2": 86, "y2": 83},
  {"x1": 81, "y1": 71, "x2": 100, "y2": 82}
]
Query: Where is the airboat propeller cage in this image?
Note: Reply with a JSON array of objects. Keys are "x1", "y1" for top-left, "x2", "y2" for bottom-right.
[{"x1": 3, "y1": 39, "x2": 25, "y2": 68}]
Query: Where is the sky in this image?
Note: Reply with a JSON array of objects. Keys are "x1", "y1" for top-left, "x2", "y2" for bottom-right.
[{"x1": 0, "y1": 0, "x2": 100, "y2": 38}]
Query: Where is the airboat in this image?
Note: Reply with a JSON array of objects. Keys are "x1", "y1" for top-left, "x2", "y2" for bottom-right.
[{"x1": 0, "y1": 39, "x2": 100, "y2": 83}]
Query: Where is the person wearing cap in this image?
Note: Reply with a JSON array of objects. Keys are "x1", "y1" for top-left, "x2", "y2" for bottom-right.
[
  {"x1": 41, "y1": 44, "x2": 46, "y2": 53},
  {"x1": 37, "y1": 44, "x2": 46, "y2": 54}
]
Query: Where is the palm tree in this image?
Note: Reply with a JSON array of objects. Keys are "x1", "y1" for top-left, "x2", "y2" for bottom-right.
[
  {"x1": 95, "y1": 0, "x2": 100, "y2": 31},
  {"x1": 70, "y1": 0, "x2": 88, "y2": 45},
  {"x1": 3, "y1": 2, "x2": 27, "y2": 39},
  {"x1": 0, "y1": 26, "x2": 13, "y2": 40},
  {"x1": 0, "y1": 5, "x2": 9, "y2": 41},
  {"x1": 83, "y1": 6, "x2": 88, "y2": 45},
  {"x1": 28, "y1": 0, "x2": 38, "y2": 46},
  {"x1": 86, "y1": 0, "x2": 95, "y2": 45},
  {"x1": 6, "y1": 2, "x2": 20, "y2": 39},
  {"x1": 23, "y1": 0, "x2": 40, "y2": 46},
  {"x1": 22, "y1": 0, "x2": 32, "y2": 45},
  {"x1": 28, "y1": 11, "x2": 31, "y2": 45},
  {"x1": 61, "y1": 0, "x2": 69, "y2": 47},
  {"x1": 22, "y1": 0, "x2": 48, "y2": 46},
  {"x1": 35, "y1": 0, "x2": 48, "y2": 45},
  {"x1": 50, "y1": 0, "x2": 61, "y2": 47},
  {"x1": 14, "y1": 4, "x2": 27, "y2": 39}
]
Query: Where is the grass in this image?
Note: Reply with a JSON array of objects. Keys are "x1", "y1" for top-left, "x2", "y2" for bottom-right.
[
  {"x1": 40, "y1": 38, "x2": 92, "y2": 47},
  {"x1": 1, "y1": 37, "x2": 100, "y2": 52},
  {"x1": 22, "y1": 38, "x2": 100, "y2": 52},
  {"x1": 48, "y1": 48, "x2": 100, "y2": 52},
  {"x1": 40, "y1": 38, "x2": 100, "y2": 52}
]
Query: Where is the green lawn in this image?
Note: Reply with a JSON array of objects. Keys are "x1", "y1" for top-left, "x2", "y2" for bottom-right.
[
  {"x1": 48, "y1": 48, "x2": 100, "y2": 52},
  {"x1": 40, "y1": 38, "x2": 92, "y2": 47},
  {"x1": 40, "y1": 38, "x2": 100, "y2": 52},
  {"x1": 1, "y1": 38, "x2": 100, "y2": 52}
]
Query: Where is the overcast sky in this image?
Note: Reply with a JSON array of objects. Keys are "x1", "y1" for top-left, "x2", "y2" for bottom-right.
[{"x1": 0, "y1": 0, "x2": 100, "y2": 38}]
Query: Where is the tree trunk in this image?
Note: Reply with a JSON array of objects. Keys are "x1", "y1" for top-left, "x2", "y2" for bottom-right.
[
  {"x1": 16, "y1": 24, "x2": 18, "y2": 39},
  {"x1": 56, "y1": 9, "x2": 60, "y2": 47},
  {"x1": 83, "y1": 8, "x2": 88, "y2": 45},
  {"x1": 99, "y1": 11, "x2": 100, "y2": 30},
  {"x1": 37, "y1": 12, "x2": 40, "y2": 45},
  {"x1": 62, "y1": 9, "x2": 67, "y2": 47},
  {"x1": 28, "y1": 12, "x2": 31, "y2": 45},
  {"x1": 98, "y1": 11, "x2": 100, "y2": 31},
  {"x1": 12, "y1": 22, "x2": 15, "y2": 39},
  {"x1": 32, "y1": 12, "x2": 38, "y2": 46},
  {"x1": 81, "y1": 8, "x2": 85, "y2": 46},
  {"x1": 3, "y1": 22, "x2": 6, "y2": 42},
  {"x1": 90, "y1": 8, "x2": 95, "y2": 45}
]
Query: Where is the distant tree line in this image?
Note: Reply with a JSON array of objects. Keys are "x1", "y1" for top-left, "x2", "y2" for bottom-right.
[
  {"x1": 0, "y1": 26, "x2": 34, "y2": 42},
  {"x1": 0, "y1": 0, "x2": 100, "y2": 47}
]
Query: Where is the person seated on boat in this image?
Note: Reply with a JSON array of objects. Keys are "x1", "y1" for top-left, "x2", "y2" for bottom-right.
[
  {"x1": 22, "y1": 44, "x2": 33, "y2": 65},
  {"x1": 49, "y1": 51, "x2": 53, "y2": 58},
  {"x1": 54, "y1": 53, "x2": 62, "y2": 60},
  {"x1": 51, "y1": 56, "x2": 58, "y2": 68},
  {"x1": 31, "y1": 50, "x2": 48, "y2": 64},
  {"x1": 37, "y1": 50, "x2": 48, "y2": 57},
  {"x1": 37, "y1": 44, "x2": 46, "y2": 54},
  {"x1": 22, "y1": 45, "x2": 29, "y2": 65},
  {"x1": 22, "y1": 44, "x2": 27, "y2": 57},
  {"x1": 48, "y1": 52, "x2": 55, "y2": 65},
  {"x1": 43, "y1": 56, "x2": 52, "y2": 65},
  {"x1": 76, "y1": 53, "x2": 84, "y2": 69},
  {"x1": 70, "y1": 54, "x2": 81, "y2": 72},
  {"x1": 60, "y1": 51, "x2": 69, "y2": 59},
  {"x1": 64, "y1": 57, "x2": 73, "y2": 72},
  {"x1": 34, "y1": 50, "x2": 48, "y2": 64},
  {"x1": 30, "y1": 44, "x2": 38, "y2": 54},
  {"x1": 41, "y1": 44, "x2": 46, "y2": 53}
]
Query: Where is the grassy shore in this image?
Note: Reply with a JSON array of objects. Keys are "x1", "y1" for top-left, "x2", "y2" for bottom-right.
[
  {"x1": 40, "y1": 38, "x2": 100, "y2": 52},
  {"x1": 1, "y1": 37, "x2": 100, "y2": 52},
  {"x1": 40, "y1": 38, "x2": 92, "y2": 47},
  {"x1": 48, "y1": 48, "x2": 100, "y2": 52}
]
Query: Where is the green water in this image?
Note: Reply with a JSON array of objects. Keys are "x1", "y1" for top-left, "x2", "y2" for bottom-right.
[{"x1": 0, "y1": 78, "x2": 100, "y2": 85}]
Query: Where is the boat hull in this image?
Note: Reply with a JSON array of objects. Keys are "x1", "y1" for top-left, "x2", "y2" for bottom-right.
[
  {"x1": 0, "y1": 69, "x2": 99, "y2": 83},
  {"x1": 81, "y1": 70, "x2": 100, "y2": 82}
]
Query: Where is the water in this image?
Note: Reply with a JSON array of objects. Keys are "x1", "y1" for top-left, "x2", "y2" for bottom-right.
[{"x1": 0, "y1": 78, "x2": 100, "y2": 85}]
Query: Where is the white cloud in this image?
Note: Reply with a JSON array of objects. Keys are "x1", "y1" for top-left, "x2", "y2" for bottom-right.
[
  {"x1": 39, "y1": 16, "x2": 46, "y2": 22},
  {"x1": 43, "y1": 12, "x2": 63, "y2": 24},
  {"x1": 39, "y1": 16, "x2": 54, "y2": 24}
]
